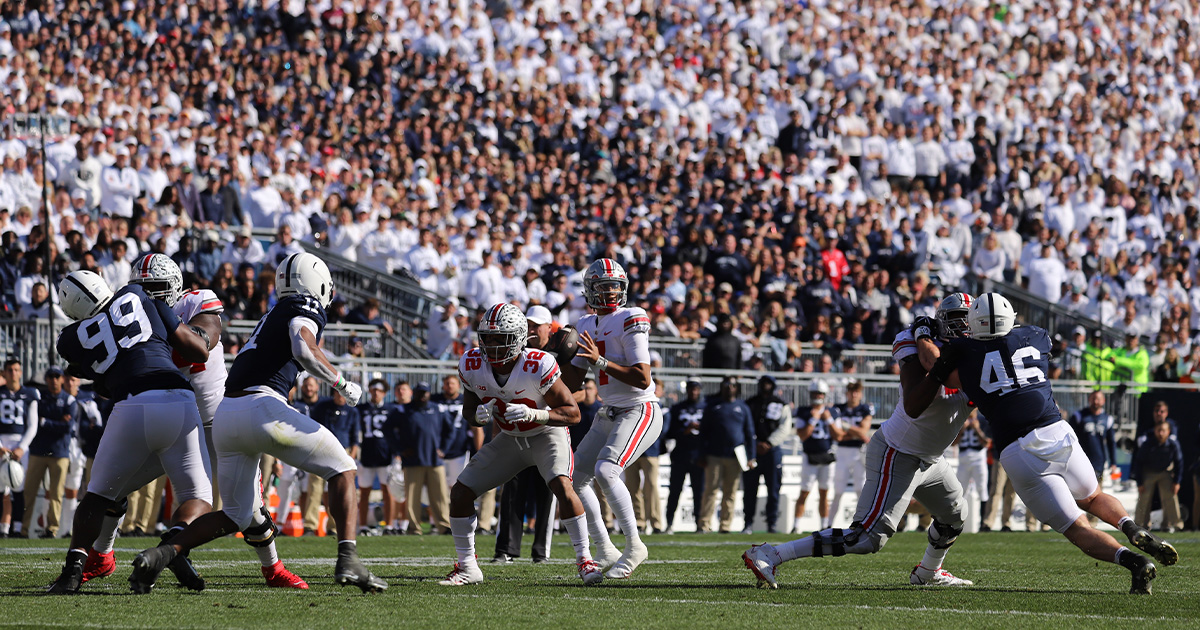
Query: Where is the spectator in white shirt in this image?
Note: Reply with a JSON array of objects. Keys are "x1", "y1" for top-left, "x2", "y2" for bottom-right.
[
  {"x1": 326, "y1": 207, "x2": 362, "y2": 262},
  {"x1": 913, "y1": 125, "x2": 946, "y2": 193},
  {"x1": 359, "y1": 216, "x2": 402, "y2": 274},
  {"x1": 100, "y1": 146, "x2": 139, "y2": 218},
  {"x1": 1026, "y1": 244, "x2": 1067, "y2": 303},
  {"x1": 426, "y1": 298, "x2": 460, "y2": 360},
  {"x1": 99, "y1": 240, "x2": 132, "y2": 291},
  {"x1": 465, "y1": 250, "x2": 505, "y2": 310},
  {"x1": 264, "y1": 224, "x2": 305, "y2": 267},
  {"x1": 246, "y1": 167, "x2": 286, "y2": 228},
  {"x1": 222, "y1": 224, "x2": 267, "y2": 268},
  {"x1": 971, "y1": 231, "x2": 1007, "y2": 282}
]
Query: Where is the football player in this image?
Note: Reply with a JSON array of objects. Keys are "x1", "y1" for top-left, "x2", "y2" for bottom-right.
[
  {"x1": 826, "y1": 379, "x2": 874, "y2": 531},
  {"x1": 793, "y1": 380, "x2": 842, "y2": 532},
  {"x1": 357, "y1": 378, "x2": 395, "y2": 535},
  {"x1": 442, "y1": 303, "x2": 602, "y2": 586},
  {"x1": 744, "y1": 293, "x2": 977, "y2": 589},
  {"x1": 89, "y1": 254, "x2": 305, "y2": 589},
  {"x1": 561, "y1": 258, "x2": 663, "y2": 579},
  {"x1": 0, "y1": 358, "x2": 39, "y2": 538},
  {"x1": 47, "y1": 270, "x2": 214, "y2": 594},
  {"x1": 915, "y1": 293, "x2": 1179, "y2": 594},
  {"x1": 126, "y1": 253, "x2": 386, "y2": 594}
]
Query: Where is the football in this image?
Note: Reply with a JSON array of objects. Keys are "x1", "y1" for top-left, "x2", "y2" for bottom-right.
[
  {"x1": 0, "y1": 456, "x2": 25, "y2": 495},
  {"x1": 545, "y1": 325, "x2": 580, "y2": 361}
]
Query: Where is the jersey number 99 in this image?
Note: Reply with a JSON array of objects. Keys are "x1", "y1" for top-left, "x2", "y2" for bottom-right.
[{"x1": 77, "y1": 293, "x2": 153, "y2": 374}]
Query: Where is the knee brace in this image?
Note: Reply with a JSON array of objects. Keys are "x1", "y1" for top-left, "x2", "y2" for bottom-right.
[
  {"x1": 242, "y1": 507, "x2": 277, "y2": 548},
  {"x1": 105, "y1": 497, "x2": 129, "y2": 518},
  {"x1": 928, "y1": 519, "x2": 963, "y2": 550}
]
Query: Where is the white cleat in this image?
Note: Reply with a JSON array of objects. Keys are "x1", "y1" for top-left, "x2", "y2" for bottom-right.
[
  {"x1": 604, "y1": 540, "x2": 648, "y2": 579},
  {"x1": 740, "y1": 527, "x2": 754, "y2": 535},
  {"x1": 577, "y1": 559, "x2": 604, "y2": 586},
  {"x1": 438, "y1": 563, "x2": 484, "y2": 586},
  {"x1": 909, "y1": 565, "x2": 973, "y2": 586},
  {"x1": 742, "y1": 543, "x2": 779, "y2": 589},
  {"x1": 595, "y1": 542, "x2": 622, "y2": 570}
]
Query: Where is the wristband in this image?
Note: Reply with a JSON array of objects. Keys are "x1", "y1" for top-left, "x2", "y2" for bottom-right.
[
  {"x1": 913, "y1": 325, "x2": 933, "y2": 341},
  {"x1": 530, "y1": 408, "x2": 550, "y2": 425},
  {"x1": 334, "y1": 374, "x2": 346, "y2": 389},
  {"x1": 592, "y1": 357, "x2": 610, "y2": 372}
]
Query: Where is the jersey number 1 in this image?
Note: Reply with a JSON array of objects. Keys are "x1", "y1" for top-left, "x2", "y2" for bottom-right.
[
  {"x1": 596, "y1": 341, "x2": 607, "y2": 385},
  {"x1": 979, "y1": 347, "x2": 1044, "y2": 396}
]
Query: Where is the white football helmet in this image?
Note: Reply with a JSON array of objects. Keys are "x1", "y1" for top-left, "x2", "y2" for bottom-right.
[
  {"x1": 968, "y1": 293, "x2": 1017, "y2": 340},
  {"x1": 936, "y1": 292, "x2": 974, "y2": 339},
  {"x1": 583, "y1": 258, "x2": 629, "y2": 311},
  {"x1": 59, "y1": 270, "x2": 115, "y2": 321},
  {"x1": 809, "y1": 379, "x2": 830, "y2": 397},
  {"x1": 0, "y1": 455, "x2": 25, "y2": 495},
  {"x1": 276, "y1": 252, "x2": 335, "y2": 308},
  {"x1": 477, "y1": 303, "x2": 528, "y2": 365},
  {"x1": 129, "y1": 253, "x2": 184, "y2": 306}
]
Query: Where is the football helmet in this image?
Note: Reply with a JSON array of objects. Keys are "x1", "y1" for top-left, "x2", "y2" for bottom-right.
[
  {"x1": 276, "y1": 253, "x2": 335, "y2": 308},
  {"x1": 583, "y1": 258, "x2": 629, "y2": 311},
  {"x1": 935, "y1": 293, "x2": 974, "y2": 339},
  {"x1": 967, "y1": 293, "x2": 1016, "y2": 340},
  {"x1": 59, "y1": 270, "x2": 115, "y2": 321},
  {"x1": 808, "y1": 379, "x2": 830, "y2": 397},
  {"x1": 0, "y1": 455, "x2": 24, "y2": 495},
  {"x1": 477, "y1": 303, "x2": 528, "y2": 365},
  {"x1": 129, "y1": 253, "x2": 184, "y2": 306}
]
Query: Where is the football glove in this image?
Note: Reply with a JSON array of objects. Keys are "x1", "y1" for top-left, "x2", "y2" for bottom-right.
[
  {"x1": 335, "y1": 378, "x2": 363, "y2": 406},
  {"x1": 503, "y1": 403, "x2": 550, "y2": 425},
  {"x1": 472, "y1": 401, "x2": 497, "y2": 427},
  {"x1": 910, "y1": 316, "x2": 938, "y2": 341}
]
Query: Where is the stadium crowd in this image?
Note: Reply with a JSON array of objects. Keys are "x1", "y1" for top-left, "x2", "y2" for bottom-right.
[{"x1": 0, "y1": 0, "x2": 1199, "y2": 383}]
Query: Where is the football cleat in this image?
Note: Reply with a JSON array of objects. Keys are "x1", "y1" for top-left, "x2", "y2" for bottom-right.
[
  {"x1": 604, "y1": 539, "x2": 648, "y2": 579},
  {"x1": 165, "y1": 551, "x2": 206, "y2": 591},
  {"x1": 594, "y1": 542, "x2": 622, "y2": 570},
  {"x1": 45, "y1": 557, "x2": 85, "y2": 595},
  {"x1": 1129, "y1": 556, "x2": 1156, "y2": 595},
  {"x1": 334, "y1": 556, "x2": 388, "y2": 593},
  {"x1": 742, "y1": 544, "x2": 779, "y2": 589},
  {"x1": 577, "y1": 559, "x2": 604, "y2": 586},
  {"x1": 81, "y1": 549, "x2": 116, "y2": 582},
  {"x1": 129, "y1": 545, "x2": 177, "y2": 594},
  {"x1": 909, "y1": 565, "x2": 974, "y2": 586},
  {"x1": 1131, "y1": 529, "x2": 1178, "y2": 566},
  {"x1": 262, "y1": 561, "x2": 309, "y2": 589},
  {"x1": 491, "y1": 553, "x2": 514, "y2": 564},
  {"x1": 438, "y1": 563, "x2": 484, "y2": 586}
]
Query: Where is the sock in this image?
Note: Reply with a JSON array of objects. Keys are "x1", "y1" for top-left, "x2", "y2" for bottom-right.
[
  {"x1": 776, "y1": 536, "x2": 815, "y2": 563},
  {"x1": 1115, "y1": 547, "x2": 1143, "y2": 570},
  {"x1": 59, "y1": 497, "x2": 79, "y2": 537},
  {"x1": 562, "y1": 514, "x2": 593, "y2": 562},
  {"x1": 915, "y1": 544, "x2": 950, "y2": 578},
  {"x1": 595, "y1": 460, "x2": 641, "y2": 548},
  {"x1": 1119, "y1": 516, "x2": 1139, "y2": 539},
  {"x1": 398, "y1": 519, "x2": 410, "y2": 531},
  {"x1": 161, "y1": 525, "x2": 185, "y2": 541},
  {"x1": 449, "y1": 515, "x2": 478, "y2": 569},
  {"x1": 0, "y1": 522, "x2": 8, "y2": 535},
  {"x1": 65, "y1": 547, "x2": 88, "y2": 570},
  {"x1": 93, "y1": 514, "x2": 123, "y2": 554},
  {"x1": 256, "y1": 542, "x2": 280, "y2": 568},
  {"x1": 574, "y1": 482, "x2": 611, "y2": 550}
]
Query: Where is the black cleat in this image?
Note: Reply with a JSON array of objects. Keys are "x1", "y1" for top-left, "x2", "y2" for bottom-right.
[
  {"x1": 1129, "y1": 556, "x2": 1156, "y2": 595},
  {"x1": 334, "y1": 556, "x2": 388, "y2": 593},
  {"x1": 129, "y1": 545, "x2": 177, "y2": 594},
  {"x1": 165, "y1": 552, "x2": 206, "y2": 591},
  {"x1": 45, "y1": 557, "x2": 85, "y2": 595},
  {"x1": 1131, "y1": 529, "x2": 1178, "y2": 567}
]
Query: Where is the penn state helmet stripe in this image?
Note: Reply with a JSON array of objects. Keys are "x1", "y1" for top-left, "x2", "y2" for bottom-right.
[
  {"x1": 283, "y1": 253, "x2": 296, "y2": 288},
  {"x1": 64, "y1": 273, "x2": 99, "y2": 303}
]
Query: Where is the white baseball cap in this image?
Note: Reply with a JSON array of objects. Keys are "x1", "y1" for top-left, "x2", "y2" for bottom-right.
[{"x1": 526, "y1": 305, "x2": 552, "y2": 326}]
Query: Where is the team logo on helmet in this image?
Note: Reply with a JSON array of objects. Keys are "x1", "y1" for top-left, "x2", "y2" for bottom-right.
[
  {"x1": 477, "y1": 303, "x2": 528, "y2": 365},
  {"x1": 583, "y1": 258, "x2": 629, "y2": 311}
]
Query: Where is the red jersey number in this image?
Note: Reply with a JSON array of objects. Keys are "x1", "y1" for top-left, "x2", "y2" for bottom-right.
[
  {"x1": 465, "y1": 355, "x2": 483, "y2": 371},
  {"x1": 484, "y1": 396, "x2": 542, "y2": 432},
  {"x1": 522, "y1": 350, "x2": 546, "y2": 373},
  {"x1": 596, "y1": 340, "x2": 608, "y2": 385}
]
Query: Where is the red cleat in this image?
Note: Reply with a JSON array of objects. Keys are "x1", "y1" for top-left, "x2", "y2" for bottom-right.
[
  {"x1": 262, "y1": 561, "x2": 309, "y2": 589},
  {"x1": 81, "y1": 549, "x2": 115, "y2": 583}
]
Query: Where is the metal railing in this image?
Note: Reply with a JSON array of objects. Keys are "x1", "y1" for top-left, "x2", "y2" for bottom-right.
[
  {"x1": 0, "y1": 318, "x2": 60, "y2": 382},
  {"x1": 964, "y1": 276, "x2": 1131, "y2": 347},
  {"x1": 647, "y1": 338, "x2": 896, "y2": 371}
]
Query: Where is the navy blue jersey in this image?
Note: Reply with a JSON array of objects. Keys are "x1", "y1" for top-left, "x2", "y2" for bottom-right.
[
  {"x1": 667, "y1": 399, "x2": 706, "y2": 457},
  {"x1": 77, "y1": 387, "x2": 106, "y2": 459},
  {"x1": 573, "y1": 399, "x2": 603, "y2": 450},
  {"x1": 56, "y1": 285, "x2": 190, "y2": 400},
  {"x1": 311, "y1": 397, "x2": 360, "y2": 450},
  {"x1": 292, "y1": 396, "x2": 320, "y2": 418},
  {"x1": 833, "y1": 402, "x2": 874, "y2": 448},
  {"x1": 356, "y1": 401, "x2": 394, "y2": 467},
  {"x1": 0, "y1": 385, "x2": 39, "y2": 436},
  {"x1": 29, "y1": 390, "x2": 78, "y2": 458},
  {"x1": 797, "y1": 405, "x2": 835, "y2": 455},
  {"x1": 431, "y1": 393, "x2": 469, "y2": 459},
  {"x1": 948, "y1": 326, "x2": 1061, "y2": 452},
  {"x1": 958, "y1": 414, "x2": 991, "y2": 451},
  {"x1": 1067, "y1": 409, "x2": 1116, "y2": 473},
  {"x1": 226, "y1": 295, "x2": 327, "y2": 399}
]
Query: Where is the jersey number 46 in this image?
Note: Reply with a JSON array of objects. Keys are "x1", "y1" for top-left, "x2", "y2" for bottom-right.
[{"x1": 978, "y1": 348, "x2": 1045, "y2": 396}]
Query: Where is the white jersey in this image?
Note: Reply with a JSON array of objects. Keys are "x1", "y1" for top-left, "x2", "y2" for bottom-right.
[
  {"x1": 458, "y1": 347, "x2": 561, "y2": 437},
  {"x1": 878, "y1": 330, "x2": 972, "y2": 462},
  {"x1": 173, "y1": 289, "x2": 227, "y2": 425},
  {"x1": 571, "y1": 306, "x2": 657, "y2": 408}
]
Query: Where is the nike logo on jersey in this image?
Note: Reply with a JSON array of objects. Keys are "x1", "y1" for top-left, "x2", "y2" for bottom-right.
[
  {"x1": 604, "y1": 331, "x2": 612, "y2": 335},
  {"x1": 513, "y1": 389, "x2": 525, "y2": 395}
]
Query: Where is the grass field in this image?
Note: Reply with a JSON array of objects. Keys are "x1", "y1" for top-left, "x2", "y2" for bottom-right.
[{"x1": 2, "y1": 530, "x2": 1198, "y2": 629}]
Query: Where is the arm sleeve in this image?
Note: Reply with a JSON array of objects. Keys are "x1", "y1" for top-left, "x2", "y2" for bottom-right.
[
  {"x1": 153, "y1": 296, "x2": 183, "y2": 330},
  {"x1": 288, "y1": 317, "x2": 339, "y2": 385},
  {"x1": 767, "y1": 404, "x2": 793, "y2": 448},
  {"x1": 17, "y1": 400, "x2": 39, "y2": 451}
]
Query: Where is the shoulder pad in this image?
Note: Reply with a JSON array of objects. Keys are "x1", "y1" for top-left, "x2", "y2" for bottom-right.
[
  {"x1": 891, "y1": 329, "x2": 917, "y2": 361},
  {"x1": 623, "y1": 308, "x2": 651, "y2": 334}
]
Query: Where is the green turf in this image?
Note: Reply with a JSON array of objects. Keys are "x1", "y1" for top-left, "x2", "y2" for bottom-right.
[{"x1": 2, "y1": 531, "x2": 1197, "y2": 629}]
